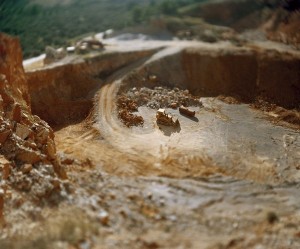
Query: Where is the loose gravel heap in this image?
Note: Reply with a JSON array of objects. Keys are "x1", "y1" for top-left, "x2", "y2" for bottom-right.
[
  {"x1": 124, "y1": 86, "x2": 203, "y2": 109},
  {"x1": 116, "y1": 96, "x2": 144, "y2": 128},
  {"x1": 117, "y1": 86, "x2": 203, "y2": 127}
]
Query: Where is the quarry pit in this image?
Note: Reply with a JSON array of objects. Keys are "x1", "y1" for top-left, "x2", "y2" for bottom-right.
[{"x1": 0, "y1": 37, "x2": 299, "y2": 248}]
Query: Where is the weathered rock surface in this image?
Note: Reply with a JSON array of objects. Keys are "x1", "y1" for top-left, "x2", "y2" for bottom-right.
[{"x1": 0, "y1": 33, "x2": 66, "y2": 189}]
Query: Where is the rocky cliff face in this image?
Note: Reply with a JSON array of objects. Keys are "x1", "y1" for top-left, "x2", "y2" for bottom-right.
[
  {"x1": 0, "y1": 33, "x2": 66, "y2": 220},
  {"x1": 0, "y1": 33, "x2": 30, "y2": 107}
]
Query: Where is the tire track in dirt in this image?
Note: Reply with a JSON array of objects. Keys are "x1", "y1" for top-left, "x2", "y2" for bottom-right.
[
  {"x1": 95, "y1": 45, "x2": 300, "y2": 182},
  {"x1": 97, "y1": 65, "x2": 165, "y2": 158},
  {"x1": 96, "y1": 46, "x2": 196, "y2": 157},
  {"x1": 94, "y1": 48, "x2": 225, "y2": 178}
]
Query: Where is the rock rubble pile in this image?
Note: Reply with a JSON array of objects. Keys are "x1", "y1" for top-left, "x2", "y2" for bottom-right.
[
  {"x1": 125, "y1": 86, "x2": 202, "y2": 109},
  {"x1": 125, "y1": 86, "x2": 202, "y2": 110},
  {"x1": 0, "y1": 33, "x2": 67, "y2": 220},
  {"x1": 117, "y1": 86, "x2": 202, "y2": 127},
  {"x1": 116, "y1": 96, "x2": 144, "y2": 127}
]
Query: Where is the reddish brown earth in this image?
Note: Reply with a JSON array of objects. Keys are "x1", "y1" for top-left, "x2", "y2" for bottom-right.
[{"x1": 0, "y1": 34, "x2": 66, "y2": 203}]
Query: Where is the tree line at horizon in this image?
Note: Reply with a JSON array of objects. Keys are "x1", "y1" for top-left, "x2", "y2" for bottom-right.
[{"x1": 0, "y1": 0, "x2": 203, "y2": 58}]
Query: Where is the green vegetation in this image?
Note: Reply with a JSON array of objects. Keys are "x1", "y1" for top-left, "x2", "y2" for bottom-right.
[
  {"x1": 0, "y1": 0, "x2": 281, "y2": 58},
  {"x1": 0, "y1": 0, "x2": 205, "y2": 58}
]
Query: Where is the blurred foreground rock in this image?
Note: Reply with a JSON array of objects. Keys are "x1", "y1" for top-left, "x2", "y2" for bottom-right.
[{"x1": 0, "y1": 33, "x2": 66, "y2": 187}]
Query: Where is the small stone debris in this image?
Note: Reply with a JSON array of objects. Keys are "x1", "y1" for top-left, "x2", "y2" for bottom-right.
[
  {"x1": 179, "y1": 105, "x2": 196, "y2": 117},
  {"x1": 45, "y1": 139, "x2": 56, "y2": 160},
  {"x1": 118, "y1": 110, "x2": 144, "y2": 128},
  {"x1": 117, "y1": 86, "x2": 202, "y2": 127},
  {"x1": 16, "y1": 148, "x2": 43, "y2": 164},
  {"x1": 10, "y1": 104, "x2": 22, "y2": 123},
  {"x1": 0, "y1": 156, "x2": 11, "y2": 180},
  {"x1": 169, "y1": 102, "x2": 178, "y2": 109},
  {"x1": 21, "y1": 164, "x2": 32, "y2": 174},
  {"x1": 117, "y1": 95, "x2": 138, "y2": 112},
  {"x1": 117, "y1": 96, "x2": 144, "y2": 127},
  {"x1": 44, "y1": 46, "x2": 67, "y2": 65},
  {"x1": 61, "y1": 157, "x2": 75, "y2": 165},
  {"x1": 15, "y1": 123, "x2": 31, "y2": 140},
  {"x1": 0, "y1": 129, "x2": 11, "y2": 144},
  {"x1": 124, "y1": 86, "x2": 202, "y2": 110},
  {"x1": 98, "y1": 210, "x2": 109, "y2": 226},
  {"x1": 267, "y1": 211, "x2": 279, "y2": 224},
  {"x1": 149, "y1": 74, "x2": 157, "y2": 82}
]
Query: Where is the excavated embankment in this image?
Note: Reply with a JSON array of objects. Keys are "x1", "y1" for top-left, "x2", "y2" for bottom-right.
[
  {"x1": 121, "y1": 46, "x2": 300, "y2": 109},
  {"x1": 26, "y1": 44, "x2": 300, "y2": 130},
  {"x1": 26, "y1": 50, "x2": 157, "y2": 127}
]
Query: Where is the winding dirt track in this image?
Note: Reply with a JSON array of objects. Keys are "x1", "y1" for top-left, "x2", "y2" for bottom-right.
[
  {"x1": 98, "y1": 81, "x2": 153, "y2": 150},
  {"x1": 94, "y1": 48, "x2": 225, "y2": 178},
  {"x1": 97, "y1": 69, "x2": 165, "y2": 158},
  {"x1": 95, "y1": 45, "x2": 228, "y2": 159},
  {"x1": 95, "y1": 46, "x2": 300, "y2": 182}
]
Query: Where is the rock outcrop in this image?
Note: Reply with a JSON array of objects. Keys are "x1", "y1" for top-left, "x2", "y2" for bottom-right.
[{"x1": 0, "y1": 33, "x2": 66, "y2": 185}]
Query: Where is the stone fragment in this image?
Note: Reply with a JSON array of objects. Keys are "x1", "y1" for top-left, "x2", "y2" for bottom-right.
[
  {"x1": 0, "y1": 129, "x2": 11, "y2": 144},
  {"x1": 61, "y1": 157, "x2": 74, "y2": 165},
  {"x1": 44, "y1": 46, "x2": 66, "y2": 64},
  {"x1": 45, "y1": 139, "x2": 56, "y2": 160},
  {"x1": 98, "y1": 210, "x2": 109, "y2": 226},
  {"x1": 169, "y1": 102, "x2": 178, "y2": 109},
  {"x1": 179, "y1": 105, "x2": 196, "y2": 117},
  {"x1": 52, "y1": 160, "x2": 68, "y2": 180},
  {"x1": 0, "y1": 155, "x2": 11, "y2": 180},
  {"x1": 51, "y1": 178, "x2": 61, "y2": 190},
  {"x1": 21, "y1": 164, "x2": 32, "y2": 174},
  {"x1": 35, "y1": 127, "x2": 50, "y2": 144},
  {"x1": 149, "y1": 74, "x2": 157, "y2": 82},
  {"x1": 20, "y1": 112, "x2": 33, "y2": 126},
  {"x1": 15, "y1": 123, "x2": 31, "y2": 140},
  {"x1": 0, "y1": 33, "x2": 65, "y2": 192},
  {"x1": 1, "y1": 89, "x2": 14, "y2": 106},
  {"x1": 16, "y1": 148, "x2": 42, "y2": 164},
  {"x1": 23, "y1": 140, "x2": 38, "y2": 150},
  {"x1": 11, "y1": 103, "x2": 22, "y2": 122}
]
